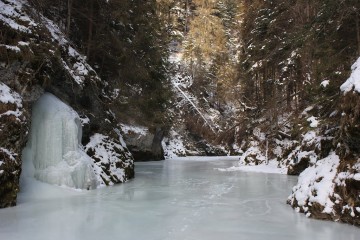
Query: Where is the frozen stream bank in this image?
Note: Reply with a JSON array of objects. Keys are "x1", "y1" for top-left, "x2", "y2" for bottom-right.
[{"x1": 0, "y1": 158, "x2": 359, "y2": 240}]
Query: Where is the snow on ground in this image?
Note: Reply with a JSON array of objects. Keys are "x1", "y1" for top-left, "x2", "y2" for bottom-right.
[
  {"x1": 217, "y1": 159, "x2": 287, "y2": 174},
  {"x1": 0, "y1": 82, "x2": 22, "y2": 107},
  {"x1": 168, "y1": 156, "x2": 240, "y2": 162},
  {"x1": 340, "y1": 56, "x2": 360, "y2": 93},
  {"x1": 169, "y1": 52, "x2": 183, "y2": 63},
  {"x1": 239, "y1": 146, "x2": 266, "y2": 165},
  {"x1": 120, "y1": 123, "x2": 148, "y2": 136},
  {"x1": 0, "y1": 44, "x2": 21, "y2": 52},
  {"x1": 0, "y1": 0, "x2": 36, "y2": 33},
  {"x1": 307, "y1": 116, "x2": 319, "y2": 128},
  {"x1": 321, "y1": 80, "x2": 330, "y2": 87},
  {"x1": 334, "y1": 159, "x2": 360, "y2": 217},
  {"x1": 168, "y1": 155, "x2": 287, "y2": 174}
]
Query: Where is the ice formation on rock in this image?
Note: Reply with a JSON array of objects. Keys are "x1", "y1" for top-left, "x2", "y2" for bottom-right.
[{"x1": 23, "y1": 93, "x2": 98, "y2": 189}]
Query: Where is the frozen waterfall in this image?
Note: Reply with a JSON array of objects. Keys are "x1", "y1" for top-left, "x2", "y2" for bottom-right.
[{"x1": 22, "y1": 93, "x2": 98, "y2": 189}]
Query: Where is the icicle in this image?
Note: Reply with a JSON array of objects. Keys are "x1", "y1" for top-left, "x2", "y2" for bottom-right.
[{"x1": 23, "y1": 93, "x2": 98, "y2": 189}]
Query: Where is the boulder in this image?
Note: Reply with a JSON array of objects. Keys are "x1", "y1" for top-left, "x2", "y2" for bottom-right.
[{"x1": 121, "y1": 124, "x2": 165, "y2": 161}]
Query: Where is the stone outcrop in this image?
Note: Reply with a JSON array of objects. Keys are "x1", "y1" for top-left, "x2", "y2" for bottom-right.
[{"x1": 121, "y1": 124, "x2": 165, "y2": 161}]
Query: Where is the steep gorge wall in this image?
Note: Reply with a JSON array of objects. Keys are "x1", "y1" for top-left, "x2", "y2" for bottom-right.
[{"x1": 0, "y1": 0, "x2": 134, "y2": 207}]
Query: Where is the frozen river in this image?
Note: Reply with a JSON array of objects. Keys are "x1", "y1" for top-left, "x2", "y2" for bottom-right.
[{"x1": 0, "y1": 158, "x2": 359, "y2": 240}]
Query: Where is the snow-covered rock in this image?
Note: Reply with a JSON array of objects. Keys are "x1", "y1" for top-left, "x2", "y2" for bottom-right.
[
  {"x1": 340, "y1": 57, "x2": 360, "y2": 93},
  {"x1": 162, "y1": 130, "x2": 187, "y2": 158},
  {"x1": 0, "y1": 82, "x2": 26, "y2": 207},
  {"x1": 239, "y1": 146, "x2": 266, "y2": 166},
  {"x1": 85, "y1": 133, "x2": 134, "y2": 186},
  {"x1": 288, "y1": 153, "x2": 340, "y2": 215}
]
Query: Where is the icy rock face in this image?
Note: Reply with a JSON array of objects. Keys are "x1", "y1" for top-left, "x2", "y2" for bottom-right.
[
  {"x1": 24, "y1": 93, "x2": 98, "y2": 189},
  {"x1": 0, "y1": 82, "x2": 27, "y2": 207}
]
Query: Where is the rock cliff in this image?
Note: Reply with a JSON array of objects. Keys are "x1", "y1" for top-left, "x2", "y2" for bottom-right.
[{"x1": 0, "y1": 0, "x2": 134, "y2": 207}]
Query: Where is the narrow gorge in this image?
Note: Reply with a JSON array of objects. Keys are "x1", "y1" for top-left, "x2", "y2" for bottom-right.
[{"x1": 1, "y1": 0, "x2": 360, "y2": 238}]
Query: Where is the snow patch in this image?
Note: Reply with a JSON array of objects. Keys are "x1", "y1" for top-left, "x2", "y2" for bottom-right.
[
  {"x1": 303, "y1": 131, "x2": 317, "y2": 144},
  {"x1": 0, "y1": 44, "x2": 21, "y2": 52},
  {"x1": 0, "y1": 82, "x2": 22, "y2": 107},
  {"x1": 0, "y1": 0, "x2": 36, "y2": 33},
  {"x1": 120, "y1": 124, "x2": 148, "y2": 136},
  {"x1": 307, "y1": 116, "x2": 319, "y2": 128},
  {"x1": 239, "y1": 146, "x2": 266, "y2": 165},
  {"x1": 0, "y1": 82, "x2": 23, "y2": 120},
  {"x1": 0, "y1": 147, "x2": 17, "y2": 161},
  {"x1": 41, "y1": 17, "x2": 98, "y2": 86},
  {"x1": 340, "y1": 57, "x2": 360, "y2": 93},
  {"x1": 218, "y1": 159, "x2": 286, "y2": 174},
  {"x1": 320, "y1": 80, "x2": 330, "y2": 88}
]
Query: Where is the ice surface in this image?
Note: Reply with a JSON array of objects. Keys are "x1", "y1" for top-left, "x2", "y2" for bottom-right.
[
  {"x1": 1, "y1": 158, "x2": 359, "y2": 240},
  {"x1": 22, "y1": 93, "x2": 97, "y2": 189}
]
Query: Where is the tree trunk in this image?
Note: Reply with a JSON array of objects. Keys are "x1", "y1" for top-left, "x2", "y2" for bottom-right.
[
  {"x1": 286, "y1": 81, "x2": 292, "y2": 110},
  {"x1": 151, "y1": 127, "x2": 165, "y2": 160},
  {"x1": 185, "y1": 0, "x2": 189, "y2": 33},
  {"x1": 87, "y1": 0, "x2": 94, "y2": 58},
  {"x1": 66, "y1": 0, "x2": 72, "y2": 36},
  {"x1": 356, "y1": 12, "x2": 360, "y2": 56}
]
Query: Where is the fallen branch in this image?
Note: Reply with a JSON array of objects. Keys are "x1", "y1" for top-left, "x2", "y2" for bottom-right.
[{"x1": 173, "y1": 83, "x2": 216, "y2": 133}]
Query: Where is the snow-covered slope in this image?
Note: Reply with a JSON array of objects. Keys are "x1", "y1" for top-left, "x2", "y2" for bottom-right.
[
  {"x1": 162, "y1": 52, "x2": 231, "y2": 158},
  {"x1": 286, "y1": 56, "x2": 360, "y2": 225}
]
